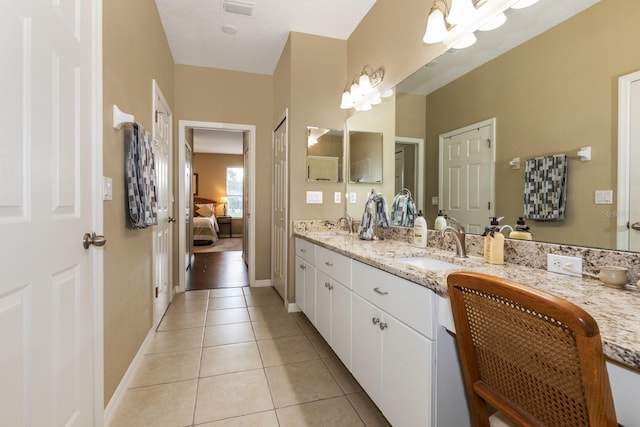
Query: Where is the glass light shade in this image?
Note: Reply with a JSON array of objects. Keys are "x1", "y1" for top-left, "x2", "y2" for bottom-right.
[
  {"x1": 350, "y1": 81, "x2": 362, "y2": 99},
  {"x1": 511, "y1": 0, "x2": 539, "y2": 9},
  {"x1": 447, "y1": 0, "x2": 477, "y2": 25},
  {"x1": 380, "y1": 88, "x2": 394, "y2": 98},
  {"x1": 358, "y1": 73, "x2": 372, "y2": 94},
  {"x1": 423, "y1": 7, "x2": 448, "y2": 44},
  {"x1": 356, "y1": 103, "x2": 372, "y2": 112},
  {"x1": 340, "y1": 91, "x2": 353, "y2": 109},
  {"x1": 453, "y1": 32, "x2": 477, "y2": 49},
  {"x1": 479, "y1": 12, "x2": 506, "y2": 31},
  {"x1": 369, "y1": 92, "x2": 382, "y2": 105}
]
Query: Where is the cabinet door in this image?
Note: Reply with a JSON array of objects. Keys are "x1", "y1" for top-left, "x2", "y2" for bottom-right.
[
  {"x1": 304, "y1": 263, "x2": 316, "y2": 324},
  {"x1": 382, "y1": 313, "x2": 434, "y2": 427},
  {"x1": 352, "y1": 293, "x2": 383, "y2": 406},
  {"x1": 295, "y1": 256, "x2": 306, "y2": 312},
  {"x1": 315, "y1": 270, "x2": 332, "y2": 341},
  {"x1": 331, "y1": 279, "x2": 352, "y2": 370}
]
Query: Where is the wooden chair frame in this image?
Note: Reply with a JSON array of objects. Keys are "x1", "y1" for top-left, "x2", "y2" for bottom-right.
[{"x1": 447, "y1": 272, "x2": 617, "y2": 427}]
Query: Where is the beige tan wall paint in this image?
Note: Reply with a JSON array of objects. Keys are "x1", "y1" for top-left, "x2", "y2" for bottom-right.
[
  {"x1": 424, "y1": 0, "x2": 639, "y2": 249},
  {"x1": 174, "y1": 65, "x2": 273, "y2": 279},
  {"x1": 102, "y1": 0, "x2": 174, "y2": 405},
  {"x1": 193, "y1": 153, "x2": 245, "y2": 235},
  {"x1": 283, "y1": 33, "x2": 348, "y2": 303}
]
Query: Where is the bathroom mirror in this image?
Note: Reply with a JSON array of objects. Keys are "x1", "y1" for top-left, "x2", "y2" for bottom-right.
[
  {"x1": 348, "y1": 130, "x2": 383, "y2": 184},
  {"x1": 306, "y1": 127, "x2": 344, "y2": 182},
  {"x1": 391, "y1": 0, "x2": 635, "y2": 250}
]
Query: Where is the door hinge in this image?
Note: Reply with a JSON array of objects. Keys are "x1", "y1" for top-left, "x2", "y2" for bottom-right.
[
  {"x1": 155, "y1": 110, "x2": 163, "y2": 123},
  {"x1": 488, "y1": 202, "x2": 491, "y2": 210},
  {"x1": 155, "y1": 287, "x2": 159, "y2": 298},
  {"x1": 487, "y1": 138, "x2": 491, "y2": 148}
]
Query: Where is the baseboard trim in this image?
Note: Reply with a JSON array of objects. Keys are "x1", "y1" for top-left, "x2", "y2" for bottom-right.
[
  {"x1": 103, "y1": 326, "x2": 156, "y2": 426},
  {"x1": 253, "y1": 279, "x2": 272, "y2": 287},
  {"x1": 287, "y1": 303, "x2": 301, "y2": 313}
]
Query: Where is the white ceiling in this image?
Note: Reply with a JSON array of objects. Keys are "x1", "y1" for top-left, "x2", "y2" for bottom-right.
[
  {"x1": 155, "y1": 0, "x2": 378, "y2": 75},
  {"x1": 193, "y1": 129, "x2": 244, "y2": 154}
]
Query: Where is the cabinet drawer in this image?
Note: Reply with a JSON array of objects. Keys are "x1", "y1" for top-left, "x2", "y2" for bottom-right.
[
  {"x1": 295, "y1": 238, "x2": 315, "y2": 264},
  {"x1": 315, "y1": 245, "x2": 351, "y2": 288},
  {"x1": 352, "y1": 260, "x2": 435, "y2": 339}
]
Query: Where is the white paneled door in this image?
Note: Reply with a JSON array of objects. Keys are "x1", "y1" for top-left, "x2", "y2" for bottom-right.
[
  {"x1": 0, "y1": 0, "x2": 101, "y2": 425},
  {"x1": 440, "y1": 120, "x2": 495, "y2": 234},
  {"x1": 272, "y1": 114, "x2": 288, "y2": 301},
  {"x1": 152, "y1": 80, "x2": 173, "y2": 327}
]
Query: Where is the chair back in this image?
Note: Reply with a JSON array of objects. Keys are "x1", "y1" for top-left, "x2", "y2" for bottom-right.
[{"x1": 447, "y1": 272, "x2": 617, "y2": 427}]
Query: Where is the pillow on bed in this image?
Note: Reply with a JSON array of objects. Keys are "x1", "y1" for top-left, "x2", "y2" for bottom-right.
[{"x1": 196, "y1": 204, "x2": 214, "y2": 217}]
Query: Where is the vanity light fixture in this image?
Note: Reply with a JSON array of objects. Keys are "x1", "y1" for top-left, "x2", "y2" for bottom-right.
[
  {"x1": 340, "y1": 66, "x2": 388, "y2": 111},
  {"x1": 423, "y1": 0, "x2": 513, "y2": 46},
  {"x1": 511, "y1": 0, "x2": 539, "y2": 9}
]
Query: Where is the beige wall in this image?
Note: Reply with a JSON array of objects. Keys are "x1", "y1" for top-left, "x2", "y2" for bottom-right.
[
  {"x1": 193, "y1": 153, "x2": 245, "y2": 235},
  {"x1": 174, "y1": 65, "x2": 273, "y2": 279},
  {"x1": 102, "y1": 0, "x2": 174, "y2": 405},
  {"x1": 424, "y1": 0, "x2": 639, "y2": 249}
]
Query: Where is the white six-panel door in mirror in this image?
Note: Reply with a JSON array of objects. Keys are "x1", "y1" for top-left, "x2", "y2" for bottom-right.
[
  {"x1": 0, "y1": 0, "x2": 96, "y2": 425},
  {"x1": 439, "y1": 119, "x2": 495, "y2": 235}
]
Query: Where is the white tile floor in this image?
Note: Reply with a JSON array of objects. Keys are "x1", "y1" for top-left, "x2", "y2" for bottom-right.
[{"x1": 107, "y1": 286, "x2": 391, "y2": 427}]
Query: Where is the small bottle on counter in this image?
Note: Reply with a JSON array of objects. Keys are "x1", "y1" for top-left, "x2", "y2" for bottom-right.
[
  {"x1": 434, "y1": 210, "x2": 447, "y2": 231},
  {"x1": 414, "y1": 210, "x2": 428, "y2": 248},
  {"x1": 510, "y1": 217, "x2": 533, "y2": 240},
  {"x1": 483, "y1": 217, "x2": 505, "y2": 265}
]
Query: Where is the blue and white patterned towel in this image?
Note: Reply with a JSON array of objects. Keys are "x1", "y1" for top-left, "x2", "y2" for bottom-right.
[
  {"x1": 523, "y1": 154, "x2": 568, "y2": 221},
  {"x1": 126, "y1": 123, "x2": 158, "y2": 228}
]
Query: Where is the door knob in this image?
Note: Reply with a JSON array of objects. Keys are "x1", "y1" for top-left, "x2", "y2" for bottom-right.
[
  {"x1": 83, "y1": 232, "x2": 107, "y2": 249},
  {"x1": 168, "y1": 216, "x2": 176, "y2": 223},
  {"x1": 631, "y1": 222, "x2": 640, "y2": 231}
]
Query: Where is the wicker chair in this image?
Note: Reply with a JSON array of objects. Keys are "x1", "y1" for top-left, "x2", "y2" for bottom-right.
[{"x1": 447, "y1": 272, "x2": 618, "y2": 427}]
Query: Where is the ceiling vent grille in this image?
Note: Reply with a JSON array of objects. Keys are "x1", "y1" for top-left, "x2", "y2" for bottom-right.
[{"x1": 222, "y1": 0, "x2": 256, "y2": 16}]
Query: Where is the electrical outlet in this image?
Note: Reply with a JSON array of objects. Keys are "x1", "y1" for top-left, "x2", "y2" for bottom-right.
[{"x1": 547, "y1": 254, "x2": 582, "y2": 277}]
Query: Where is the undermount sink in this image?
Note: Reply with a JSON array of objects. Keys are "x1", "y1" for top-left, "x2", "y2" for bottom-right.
[{"x1": 397, "y1": 257, "x2": 461, "y2": 271}]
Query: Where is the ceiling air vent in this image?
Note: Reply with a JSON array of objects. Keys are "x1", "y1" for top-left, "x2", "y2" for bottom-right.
[{"x1": 222, "y1": 0, "x2": 256, "y2": 16}]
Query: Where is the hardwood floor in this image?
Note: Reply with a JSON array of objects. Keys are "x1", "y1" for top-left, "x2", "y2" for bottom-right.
[{"x1": 186, "y1": 251, "x2": 248, "y2": 290}]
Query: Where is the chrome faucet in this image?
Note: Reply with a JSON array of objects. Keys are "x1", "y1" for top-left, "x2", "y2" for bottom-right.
[
  {"x1": 338, "y1": 213, "x2": 354, "y2": 235},
  {"x1": 499, "y1": 225, "x2": 514, "y2": 236},
  {"x1": 438, "y1": 216, "x2": 467, "y2": 258}
]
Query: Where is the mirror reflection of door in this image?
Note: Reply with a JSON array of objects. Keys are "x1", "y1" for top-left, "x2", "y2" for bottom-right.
[
  {"x1": 439, "y1": 119, "x2": 495, "y2": 234},
  {"x1": 395, "y1": 143, "x2": 416, "y2": 197}
]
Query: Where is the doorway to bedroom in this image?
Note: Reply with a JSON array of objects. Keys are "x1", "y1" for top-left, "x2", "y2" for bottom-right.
[{"x1": 178, "y1": 120, "x2": 256, "y2": 292}]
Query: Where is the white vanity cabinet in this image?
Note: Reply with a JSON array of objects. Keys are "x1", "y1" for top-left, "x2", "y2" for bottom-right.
[
  {"x1": 351, "y1": 260, "x2": 435, "y2": 427},
  {"x1": 294, "y1": 238, "x2": 316, "y2": 321},
  {"x1": 315, "y1": 246, "x2": 352, "y2": 368}
]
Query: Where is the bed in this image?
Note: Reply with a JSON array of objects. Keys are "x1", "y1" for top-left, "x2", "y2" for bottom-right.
[{"x1": 193, "y1": 197, "x2": 219, "y2": 244}]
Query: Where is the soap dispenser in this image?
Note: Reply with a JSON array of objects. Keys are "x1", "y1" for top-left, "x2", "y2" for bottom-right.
[
  {"x1": 434, "y1": 210, "x2": 447, "y2": 231},
  {"x1": 483, "y1": 217, "x2": 505, "y2": 265},
  {"x1": 510, "y1": 217, "x2": 533, "y2": 240},
  {"x1": 414, "y1": 210, "x2": 428, "y2": 248}
]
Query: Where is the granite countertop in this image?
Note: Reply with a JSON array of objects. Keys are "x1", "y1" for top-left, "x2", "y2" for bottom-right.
[{"x1": 294, "y1": 230, "x2": 640, "y2": 372}]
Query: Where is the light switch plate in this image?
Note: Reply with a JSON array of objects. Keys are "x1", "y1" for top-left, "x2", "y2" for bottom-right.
[
  {"x1": 595, "y1": 190, "x2": 613, "y2": 205},
  {"x1": 349, "y1": 192, "x2": 357, "y2": 204},
  {"x1": 431, "y1": 196, "x2": 438, "y2": 205},
  {"x1": 306, "y1": 191, "x2": 323, "y2": 204},
  {"x1": 103, "y1": 176, "x2": 113, "y2": 201},
  {"x1": 334, "y1": 192, "x2": 341, "y2": 203}
]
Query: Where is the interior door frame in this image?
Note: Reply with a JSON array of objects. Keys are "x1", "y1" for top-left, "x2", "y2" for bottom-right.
[
  {"x1": 396, "y1": 136, "x2": 425, "y2": 212},
  {"x1": 616, "y1": 70, "x2": 640, "y2": 250},
  {"x1": 177, "y1": 120, "x2": 256, "y2": 291}
]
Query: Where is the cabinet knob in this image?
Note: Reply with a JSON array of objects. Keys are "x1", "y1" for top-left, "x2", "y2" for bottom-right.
[
  {"x1": 325, "y1": 261, "x2": 334, "y2": 267},
  {"x1": 379, "y1": 322, "x2": 388, "y2": 330},
  {"x1": 300, "y1": 264, "x2": 305, "y2": 270},
  {"x1": 371, "y1": 317, "x2": 380, "y2": 325},
  {"x1": 325, "y1": 282, "x2": 330, "y2": 288}
]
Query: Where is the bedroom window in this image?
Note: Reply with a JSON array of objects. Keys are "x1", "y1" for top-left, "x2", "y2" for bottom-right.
[{"x1": 226, "y1": 167, "x2": 243, "y2": 218}]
